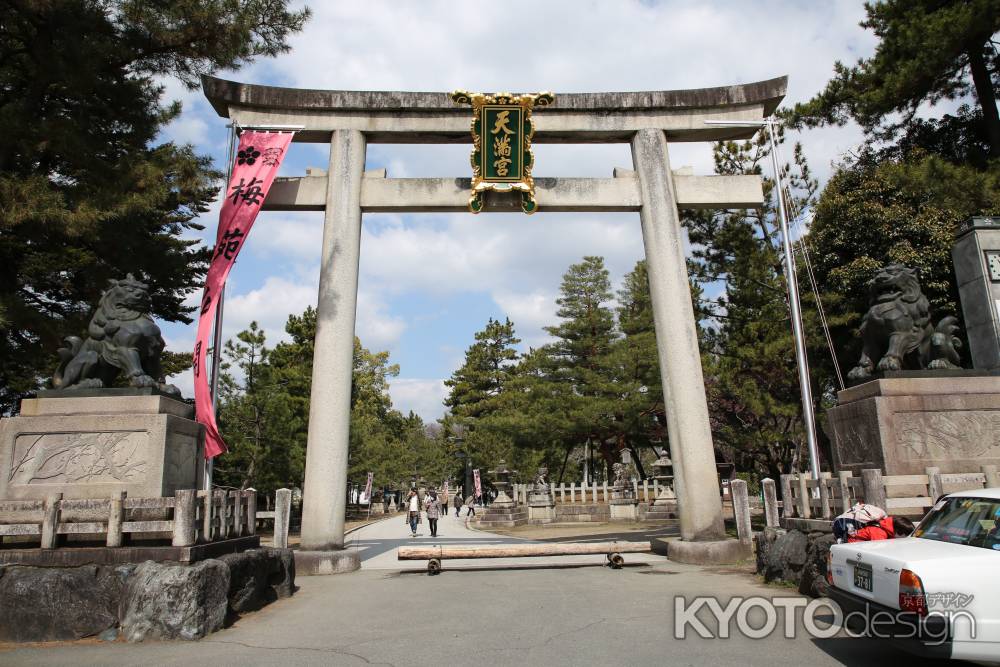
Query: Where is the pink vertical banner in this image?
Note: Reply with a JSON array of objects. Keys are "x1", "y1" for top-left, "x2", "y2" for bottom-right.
[
  {"x1": 194, "y1": 131, "x2": 294, "y2": 459},
  {"x1": 362, "y1": 471, "x2": 373, "y2": 504},
  {"x1": 473, "y1": 469, "x2": 482, "y2": 498}
]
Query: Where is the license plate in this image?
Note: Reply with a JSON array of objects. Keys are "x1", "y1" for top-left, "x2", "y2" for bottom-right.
[{"x1": 854, "y1": 563, "x2": 873, "y2": 592}]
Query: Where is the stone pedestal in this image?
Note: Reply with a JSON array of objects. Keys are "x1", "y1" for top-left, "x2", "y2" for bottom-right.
[
  {"x1": 828, "y1": 375, "x2": 1000, "y2": 475},
  {"x1": 645, "y1": 486, "x2": 678, "y2": 521},
  {"x1": 609, "y1": 487, "x2": 639, "y2": 522},
  {"x1": 490, "y1": 490, "x2": 515, "y2": 509},
  {"x1": 0, "y1": 393, "x2": 204, "y2": 501},
  {"x1": 473, "y1": 491, "x2": 527, "y2": 528},
  {"x1": 527, "y1": 491, "x2": 555, "y2": 524}
]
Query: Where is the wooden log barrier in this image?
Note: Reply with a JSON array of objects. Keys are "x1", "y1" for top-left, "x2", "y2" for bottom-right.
[{"x1": 398, "y1": 540, "x2": 651, "y2": 562}]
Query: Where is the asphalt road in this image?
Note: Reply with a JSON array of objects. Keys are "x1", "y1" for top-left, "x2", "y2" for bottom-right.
[{"x1": 1, "y1": 514, "x2": 961, "y2": 666}]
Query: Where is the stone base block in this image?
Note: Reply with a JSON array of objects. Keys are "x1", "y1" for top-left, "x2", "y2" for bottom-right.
[
  {"x1": 527, "y1": 504, "x2": 555, "y2": 523},
  {"x1": 651, "y1": 537, "x2": 752, "y2": 565},
  {"x1": 609, "y1": 502, "x2": 639, "y2": 522},
  {"x1": 828, "y1": 375, "x2": 1000, "y2": 475},
  {"x1": 293, "y1": 549, "x2": 360, "y2": 575},
  {"x1": 0, "y1": 394, "x2": 204, "y2": 501}
]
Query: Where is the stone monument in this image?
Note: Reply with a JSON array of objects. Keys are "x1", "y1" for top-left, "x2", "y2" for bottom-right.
[
  {"x1": 828, "y1": 263, "x2": 1000, "y2": 475},
  {"x1": 953, "y1": 216, "x2": 1000, "y2": 369},
  {"x1": 609, "y1": 462, "x2": 639, "y2": 521},
  {"x1": 0, "y1": 276, "x2": 203, "y2": 500},
  {"x1": 645, "y1": 454, "x2": 678, "y2": 521},
  {"x1": 527, "y1": 466, "x2": 556, "y2": 524}
]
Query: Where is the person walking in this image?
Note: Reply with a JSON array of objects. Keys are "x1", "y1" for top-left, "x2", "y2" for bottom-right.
[
  {"x1": 454, "y1": 490, "x2": 463, "y2": 517},
  {"x1": 465, "y1": 494, "x2": 476, "y2": 518},
  {"x1": 405, "y1": 489, "x2": 420, "y2": 537},
  {"x1": 424, "y1": 488, "x2": 442, "y2": 538},
  {"x1": 440, "y1": 488, "x2": 449, "y2": 517}
]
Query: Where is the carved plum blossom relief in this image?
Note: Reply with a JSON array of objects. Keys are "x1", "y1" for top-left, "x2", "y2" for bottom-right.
[{"x1": 9, "y1": 431, "x2": 148, "y2": 485}]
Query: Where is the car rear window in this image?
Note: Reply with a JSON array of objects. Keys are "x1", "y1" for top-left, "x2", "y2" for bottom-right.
[{"x1": 914, "y1": 497, "x2": 1000, "y2": 551}]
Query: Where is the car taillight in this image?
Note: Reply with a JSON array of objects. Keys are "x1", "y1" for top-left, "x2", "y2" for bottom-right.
[
  {"x1": 825, "y1": 550, "x2": 833, "y2": 585},
  {"x1": 899, "y1": 569, "x2": 927, "y2": 616}
]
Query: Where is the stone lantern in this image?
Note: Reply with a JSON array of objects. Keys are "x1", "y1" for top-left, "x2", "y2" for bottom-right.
[{"x1": 646, "y1": 454, "x2": 678, "y2": 521}]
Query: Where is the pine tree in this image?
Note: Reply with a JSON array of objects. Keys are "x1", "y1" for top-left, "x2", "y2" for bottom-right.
[
  {"x1": 542, "y1": 256, "x2": 621, "y2": 475},
  {"x1": 0, "y1": 0, "x2": 310, "y2": 413},
  {"x1": 790, "y1": 0, "x2": 1000, "y2": 160},
  {"x1": 444, "y1": 318, "x2": 520, "y2": 422},
  {"x1": 443, "y1": 318, "x2": 522, "y2": 478},
  {"x1": 611, "y1": 260, "x2": 667, "y2": 472}
]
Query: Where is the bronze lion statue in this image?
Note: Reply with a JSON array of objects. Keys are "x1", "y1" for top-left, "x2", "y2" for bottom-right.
[
  {"x1": 52, "y1": 274, "x2": 181, "y2": 396},
  {"x1": 847, "y1": 264, "x2": 961, "y2": 382}
]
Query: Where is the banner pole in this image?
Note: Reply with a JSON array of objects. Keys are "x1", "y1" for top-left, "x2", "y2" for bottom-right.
[{"x1": 204, "y1": 124, "x2": 238, "y2": 492}]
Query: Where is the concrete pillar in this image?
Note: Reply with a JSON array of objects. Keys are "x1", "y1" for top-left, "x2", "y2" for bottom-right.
[
  {"x1": 631, "y1": 128, "x2": 724, "y2": 541},
  {"x1": 300, "y1": 129, "x2": 366, "y2": 551}
]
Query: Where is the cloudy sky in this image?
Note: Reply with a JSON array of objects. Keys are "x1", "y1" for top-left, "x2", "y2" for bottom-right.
[{"x1": 159, "y1": 0, "x2": 879, "y2": 421}]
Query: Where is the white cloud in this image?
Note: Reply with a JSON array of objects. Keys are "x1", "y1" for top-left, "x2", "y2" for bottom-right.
[
  {"x1": 176, "y1": 0, "x2": 893, "y2": 421},
  {"x1": 388, "y1": 378, "x2": 448, "y2": 422}
]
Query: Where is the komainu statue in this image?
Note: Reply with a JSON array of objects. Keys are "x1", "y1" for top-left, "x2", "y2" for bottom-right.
[
  {"x1": 533, "y1": 466, "x2": 549, "y2": 494},
  {"x1": 51, "y1": 274, "x2": 181, "y2": 396},
  {"x1": 847, "y1": 264, "x2": 962, "y2": 382},
  {"x1": 612, "y1": 462, "x2": 629, "y2": 490}
]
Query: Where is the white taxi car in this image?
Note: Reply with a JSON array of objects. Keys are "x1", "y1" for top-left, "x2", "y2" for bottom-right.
[{"x1": 827, "y1": 488, "x2": 1000, "y2": 662}]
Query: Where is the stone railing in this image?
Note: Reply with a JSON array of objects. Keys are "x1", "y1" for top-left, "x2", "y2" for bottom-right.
[
  {"x1": 0, "y1": 489, "x2": 256, "y2": 549},
  {"x1": 509, "y1": 480, "x2": 660, "y2": 505},
  {"x1": 766, "y1": 465, "x2": 999, "y2": 529}
]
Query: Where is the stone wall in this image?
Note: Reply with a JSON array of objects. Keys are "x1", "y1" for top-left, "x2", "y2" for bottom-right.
[{"x1": 0, "y1": 547, "x2": 294, "y2": 642}]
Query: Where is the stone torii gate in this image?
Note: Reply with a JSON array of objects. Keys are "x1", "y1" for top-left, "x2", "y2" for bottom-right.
[{"x1": 202, "y1": 75, "x2": 786, "y2": 572}]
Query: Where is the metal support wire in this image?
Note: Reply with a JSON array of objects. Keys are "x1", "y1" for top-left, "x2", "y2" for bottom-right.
[{"x1": 704, "y1": 119, "x2": 822, "y2": 481}]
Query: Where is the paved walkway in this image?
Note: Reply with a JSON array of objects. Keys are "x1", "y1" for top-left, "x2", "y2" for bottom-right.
[
  {"x1": 348, "y1": 511, "x2": 671, "y2": 570},
  {"x1": 0, "y1": 516, "x2": 957, "y2": 666}
]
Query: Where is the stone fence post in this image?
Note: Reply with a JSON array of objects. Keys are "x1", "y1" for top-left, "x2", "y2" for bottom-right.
[
  {"x1": 245, "y1": 489, "x2": 257, "y2": 536},
  {"x1": 819, "y1": 472, "x2": 832, "y2": 519},
  {"x1": 797, "y1": 473, "x2": 811, "y2": 519},
  {"x1": 837, "y1": 471, "x2": 853, "y2": 513},
  {"x1": 213, "y1": 489, "x2": 228, "y2": 539},
  {"x1": 779, "y1": 474, "x2": 795, "y2": 518},
  {"x1": 172, "y1": 489, "x2": 197, "y2": 547},
  {"x1": 862, "y1": 469, "x2": 886, "y2": 510},
  {"x1": 274, "y1": 488, "x2": 292, "y2": 549},
  {"x1": 926, "y1": 466, "x2": 943, "y2": 502},
  {"x1": 731, "y1": 479, "x2": 752, "y2": 545},
  {"x1": 230, "y1": 490, "x2": 243, "y2": 538},
  {"x1": 983, "y1": 465, "x2": 999, "y2": 489},
  {"x1": 761, "y1": 478, "x2": 779, "y2": 528},
  {"x1": 40, "y1": 493, "x2": 62, "y2": 549},
  {"x1": 201, "y1": 491, "x2": 214, "y2": 542},
  {"x1": 107, "y1": 491, "x2": 125, "y2": 548}
]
